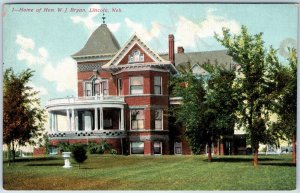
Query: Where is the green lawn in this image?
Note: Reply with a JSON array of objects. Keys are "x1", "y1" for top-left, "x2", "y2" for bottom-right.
[{"x1": 3, "y1": 154, "x2": 296, "y2": 190}]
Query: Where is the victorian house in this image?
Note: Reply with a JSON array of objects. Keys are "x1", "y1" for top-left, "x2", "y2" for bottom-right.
[{"x1": 45, "y1": 21, "x2": 246, "y2": 156}]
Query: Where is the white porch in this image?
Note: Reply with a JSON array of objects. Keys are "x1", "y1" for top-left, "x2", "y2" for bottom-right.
[{"x1": 46, "y1": 96, "x2": 125, "y2": 134}]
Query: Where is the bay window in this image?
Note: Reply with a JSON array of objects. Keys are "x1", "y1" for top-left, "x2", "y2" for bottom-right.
[
  {"x1": 131, "y1": 109, "x2": 144, "y2": 130},
  {"x1": 154, "y1": 76, "x2": 162, "y2": 94},
  {"x1": 130, "y1": 76, "x2": 143, "y2": 94},
  {"x1": 154, "y1": 109, "x2": 163, "y2": 130}
]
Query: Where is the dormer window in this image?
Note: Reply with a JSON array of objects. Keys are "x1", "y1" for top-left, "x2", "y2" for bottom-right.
[{"x1": 128, "y1": 49, "x2": 144, "y2": 63}]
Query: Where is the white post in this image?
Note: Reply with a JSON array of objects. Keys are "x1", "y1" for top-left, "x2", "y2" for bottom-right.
[
  {"x1": 53, "y1": 113, "x2": 57, "y2": 132},
  {"x1": 49, "y1": 112, "x2": 52, "y2": 132},
  {"x1": 71, "y1": 109, "x2": 75, "y2": 131},
  {"x1": 120, "y1": 108, "x2": 124, "y2": 130},
  {"x1": 94, "y1": 108, "x2": 98, "y2": 130},
  {"x1": 100, "y1": 107, "x2": 103, "y2": 130},
  {"x1": 66, "y1": 109, "x2": 71, "y2": 131}
]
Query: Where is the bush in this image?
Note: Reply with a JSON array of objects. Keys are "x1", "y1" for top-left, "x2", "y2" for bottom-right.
[
  {"x1": 88, "y1": 142, "x2": 101, "y2": 154},
  {"x1": 110, "y1": 149, "x2": 117, "y2": 155},
  {"x1": 72, "y1": 144, "x2": 87, "y2": 169},
  {"x1": 57, "y1": 142, "x2": 72, "y2": 153}
]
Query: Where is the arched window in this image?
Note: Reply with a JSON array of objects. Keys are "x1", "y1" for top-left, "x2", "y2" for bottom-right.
[
  {"x1": 128, "y1": 49, "x2": 144, "y2": 63},
  {"x1": 84, "y1": 78, "x2": 109, "y2": 96}
]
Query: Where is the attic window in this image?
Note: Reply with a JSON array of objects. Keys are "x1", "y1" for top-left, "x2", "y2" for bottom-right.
[{"x1": 128, "y1": 49, "x2": 144, "y2": 63}]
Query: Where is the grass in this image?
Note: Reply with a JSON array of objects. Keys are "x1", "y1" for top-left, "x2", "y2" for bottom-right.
[{"x1": 3, "y1": 154, "x2": 296, "y2": 190}]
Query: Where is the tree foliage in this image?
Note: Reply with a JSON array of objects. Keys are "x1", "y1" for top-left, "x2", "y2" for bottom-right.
[
  {"x1": 171, "y1": 65, "x2": 237, "y2": 160},
  {"x1": 268, "y1": 48, "x2": 297, "y2": 163},
  {"x1": 215, "y1": 25, "x2": 294, "y2": 166},
  {"x1": 72, "y1": 144, "x2": 88, "y2": 169},
  {"x1": 171, "y1": 73, "x2": 208, "y2": 155},
  {"x1": 3, "y1": 68, "x2": 45, "y2": 164}
]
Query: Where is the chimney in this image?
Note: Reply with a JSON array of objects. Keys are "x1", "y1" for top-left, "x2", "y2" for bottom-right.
[
  {"x1": 177, "y1": 46, "x2": 184, "y2": 54},
  {"x1": 168, "y1": 34, "x2": 175, "y2": 65}
]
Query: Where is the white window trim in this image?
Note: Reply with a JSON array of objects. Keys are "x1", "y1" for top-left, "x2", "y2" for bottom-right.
[
  {"x1": 130, "y1": 141, "x2": 144, "y2": 155},
  {"x1": 130, "y1": 109, "x2": 145, "y2": 131},
  {"x1": 154, "y1": 76, "x2": 162, "y2": 95},
  {"x1": 174, "y1": 142, "x2": 182, "y2": 155},
  {"x1": 154, "y1": 141, "x2": 162, "y2": 155},
  {"x1": 101, "y1": 79, "x2": 109, "y2": 96},
  {"x1": 117, "y1": 78, "x2": 123, "y2": 96},
  {"x1": 83, "y1": 81, "x2": 92, "y2": 96},
  {"x1": 129, "y1": 76, "x2": 144, "y2": 95},
  {"x1": 154, "y1": 109, "x2": 163, "y2": 130}
]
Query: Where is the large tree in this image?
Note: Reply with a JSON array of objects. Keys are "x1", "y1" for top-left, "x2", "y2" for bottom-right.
[
  {"x1": 171, "y1": 73, "x2": 209, "y2": 157},
  {"x1": 171, "y1": 63, "x2": 237, "y2": 161},
  {"x1": 206, "y1": 67, "x2": 238, "y2": 155},
  {"x1": 268, "y1": 48, "x2": 297, "y2": 164},
  {"x1": 215, "y1": 26, "x2": 280, "y2": 166},
  {"x1": 3, "y1": 68, "x2": 45, "y2": 165}
]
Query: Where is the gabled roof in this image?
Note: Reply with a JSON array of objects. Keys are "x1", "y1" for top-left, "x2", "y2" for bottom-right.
[
  {"x1": 72, "y1": 24, "x2": 120, "y2": 58},
  {"x1": 103, "y1": 33, "x2": 167, "y2": 67}
]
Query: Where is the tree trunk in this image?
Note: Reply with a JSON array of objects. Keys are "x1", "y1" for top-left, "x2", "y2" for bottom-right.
[
  {"x1": 7, "y1": 143, "x2": 11, "y2": 166},
  {"x1": 12, "y1": 141, "x2": 15, "y2": 162},
  {"x1": 207, "y1": 143, "x2": 212, "y2": 162},
  {"x1": 292, "y1": 134, "x2": 296, "y2": 165},
  {"x1": 219, "y1": 137, "x2": 224, "y2": 155},
  {"x1": 253, "y1": 143, "x2": 259, "y2": 167}
]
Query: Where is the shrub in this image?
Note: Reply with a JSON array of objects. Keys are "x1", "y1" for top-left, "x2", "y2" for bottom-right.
[
  {"x1": 87, "y1": 142, "x2": 98, "y2": 154},
  {"x1": 110, "y1": 149, "x2": 117, "y2": 155},
  {"x1": 57, "y1": 142, "x2": 71, "y2": 153},
  {"x1": 72, "y1": 144, "x2": 87, "y2": 169}
]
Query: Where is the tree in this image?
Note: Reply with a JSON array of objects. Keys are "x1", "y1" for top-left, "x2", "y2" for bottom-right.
[
  {"x1": 206, "y1": 67, "x2": 238, "y2": 155},
  {"x1": 72, "y1": 144, "x2": 88, "y2": 169},
  {"x1": 3, "y1": 68, "x2": 45, "y2": 165},
  {"x1": 268, "y1": 48, "x2": 297, "y2": 164},
  {"x1": 171, "y1": 59, "x2": 238, "y2": 161},
  {"x1": 171, "y1": 73, "x2": 209, "y2": 156},
  {"x1": 215, "y1": 26, "x2": 278, "y2": 166}
]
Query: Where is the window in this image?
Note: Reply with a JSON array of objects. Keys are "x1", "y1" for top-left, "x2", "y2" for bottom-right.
[
  {"x1": 154, "y1": 142, "x2": 162, "y2": 155},
  {"x1": 130, "y1": 76, "x2": 143, "y2": 94},
  {"x1": 131, "y1": 109, "x2": 144, "y2": 130},
  {"x1": 131, "y1": 142, "x2": 144, "y2": 154},
  {"x1": 128, "y1": 49, "x2": 144, "y2": 63},
  {"x1": 154, "y1": 76, "x2": 162, "y2": 94},
  {"x1": 174, "y1": 142, "x2": 182, "y2": 155},
  {"x1": 94, "y1": 79, "x2": 101, "y2": 95},
  {"x1": 101, "y1": 80, "x2": 108, "y2": 96},
  {"x1": 117, "y1": 78, "x2": 123, "y2": 96},
  {"x1": 154, "y1": 110, "x2": 163, "y2": 130},
  {"x1": 85, "y1": 82, "x2": 92, "y2": 96}
]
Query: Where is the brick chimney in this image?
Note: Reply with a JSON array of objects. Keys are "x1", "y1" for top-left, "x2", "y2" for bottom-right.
[
  {"x1": 168, "y1": 34, "x2": 175, "y2": 65},
  {"x1": 177, "y1": 46, "x2": 184, "y2": 54}
]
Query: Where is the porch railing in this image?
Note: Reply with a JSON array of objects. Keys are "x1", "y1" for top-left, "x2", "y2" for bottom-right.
[{"x1": 46, "y1": 95, "x2": 125, "y2": 106}]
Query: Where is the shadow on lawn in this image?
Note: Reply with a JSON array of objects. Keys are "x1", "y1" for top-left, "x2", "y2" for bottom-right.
[
  {"x1": 211, "y1": 157, "x2": 277, "y2": 163},
  {"x1": 209, "y1": 157, "x2": 295, "y2": 167},
  {"x1": 260, "y1": 162, "x2": 296, "y2": 167},
  {"x1": 26, "y1": 163, "x2": 63, "y2": 167}
]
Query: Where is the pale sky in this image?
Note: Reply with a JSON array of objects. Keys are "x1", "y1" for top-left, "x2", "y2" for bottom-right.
[{"x1": 3, "y1": 3, "x2": 298, "y2": 107}]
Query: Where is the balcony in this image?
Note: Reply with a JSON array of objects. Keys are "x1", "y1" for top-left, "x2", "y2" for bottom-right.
[{"x1": 45, "y1": 95, "x2": 125, "y2": 111}]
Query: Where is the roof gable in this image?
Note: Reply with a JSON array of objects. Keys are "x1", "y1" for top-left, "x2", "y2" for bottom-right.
[{"x1": 103, "y1": 33, "x2": 167, "y2": 67}]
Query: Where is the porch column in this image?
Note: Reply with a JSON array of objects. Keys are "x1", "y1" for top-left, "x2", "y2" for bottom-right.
[
  {"x1": 71, "y1": 109, "x2": 75, "y2": 131},
  {"x1": 120, "y1": 107, "x2": 124, "y2": 130},
  {"x1": 54, "y1": 114, "x2": 58, "y2": 132},
  {"x1": 94, "y1": 108, "x2": 98, "y2": 130},
  {"x1": 66, "y1": 109, "x2": 71, "y2": 131},
  {"x1": 75, "y1": 112, "x2": 78, "y2": 131},
  {"x1": 100, "y1": 107, "x2": 103, "y2": 130},
  {"x1": 49, "y1": 112, "x2": 52, "y2": 132}
]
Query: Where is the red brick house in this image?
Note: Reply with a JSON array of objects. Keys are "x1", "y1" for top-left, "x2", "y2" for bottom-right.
[{"x1": 46, "y1": 22, "x2": 245, "y2": 155}]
